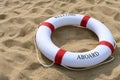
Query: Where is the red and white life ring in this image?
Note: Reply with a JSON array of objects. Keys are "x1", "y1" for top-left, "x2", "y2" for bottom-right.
[{"x1": 35, "y1": 14, "x2": 115, "y2": 68}]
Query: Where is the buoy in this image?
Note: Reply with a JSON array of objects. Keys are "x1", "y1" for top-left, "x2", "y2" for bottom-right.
[{"x1": 35, "y1": 14, "x2": 116, "y2": 69}]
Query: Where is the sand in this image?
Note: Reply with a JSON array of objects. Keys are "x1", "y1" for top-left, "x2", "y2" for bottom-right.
[{"x1": 0, "y1": 0, "x2": 120, "y2": 80}]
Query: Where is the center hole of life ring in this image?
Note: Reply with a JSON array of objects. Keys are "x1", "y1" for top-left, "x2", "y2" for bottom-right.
[{"x1": 51, "y1": 25, "x2": 98, "y2": 53}]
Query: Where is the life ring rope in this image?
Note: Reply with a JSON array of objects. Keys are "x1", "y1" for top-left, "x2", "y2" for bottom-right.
[
  {"x1": 34, "y1": 29, "x2": 116, "y2": 70},
  {"x1": 62, "y1": 56, "x2": 115, "y2": 70},
  {"x1": 34, "y1": 28, "x2": 54, "y2": 67}
]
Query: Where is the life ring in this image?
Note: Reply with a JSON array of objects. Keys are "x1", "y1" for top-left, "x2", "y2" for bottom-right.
[{"x1": 35, "y1": 14, "x2": 115, "y2": 68}]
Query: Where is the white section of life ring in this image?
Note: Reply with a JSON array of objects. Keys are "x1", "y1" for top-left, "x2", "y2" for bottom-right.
[{"x1": 35, "y1": 14, "x2": 115, "y2": 68}]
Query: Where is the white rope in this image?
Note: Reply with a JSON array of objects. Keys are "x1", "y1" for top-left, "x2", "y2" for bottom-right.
[
  {"x1": 34, "y1": 28, "x2": 54, "y2": 67},
  {"x1": 114, "y1": 40, "x2": 117, "y2": 49},
  {"x1": 34, "y1": 28, "x2": 116, "y2": 70},
  {"x1": 62, "y1": 56, "x2": 115, "y2": 71}
]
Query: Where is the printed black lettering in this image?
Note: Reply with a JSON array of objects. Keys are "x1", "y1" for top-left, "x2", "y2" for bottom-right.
[
  {"x1": 91, "y1": 53, "x2": 96, "y2": 57},
  {"x1": 95, "y1": 52, "x2": 99, "y2": 56},
  {"x1": 54, "y1": 14, "x2": 76, "y2": 18},
  {"x1": 77, "y1": 51, "x2": 99, "y2": 60}
]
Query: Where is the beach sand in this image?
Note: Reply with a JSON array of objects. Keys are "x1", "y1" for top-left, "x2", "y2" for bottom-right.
[{"x1": 0, "y1": 0, "x2": 120, "y2": 80}]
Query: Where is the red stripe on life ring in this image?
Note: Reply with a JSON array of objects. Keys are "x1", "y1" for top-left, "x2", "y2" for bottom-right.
[
  {"x1": 80, "y1": 16, "x2": 90, "y2": 28},
  {"x1": 39, "y1": 22, "x2": 55, "y2": 32},
  {"x1": 55, "y1": 49, "x2": 66, "y2": 64},
  {"x1": 99, "y1": 41, "x2": 114, "y2": 53}
]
